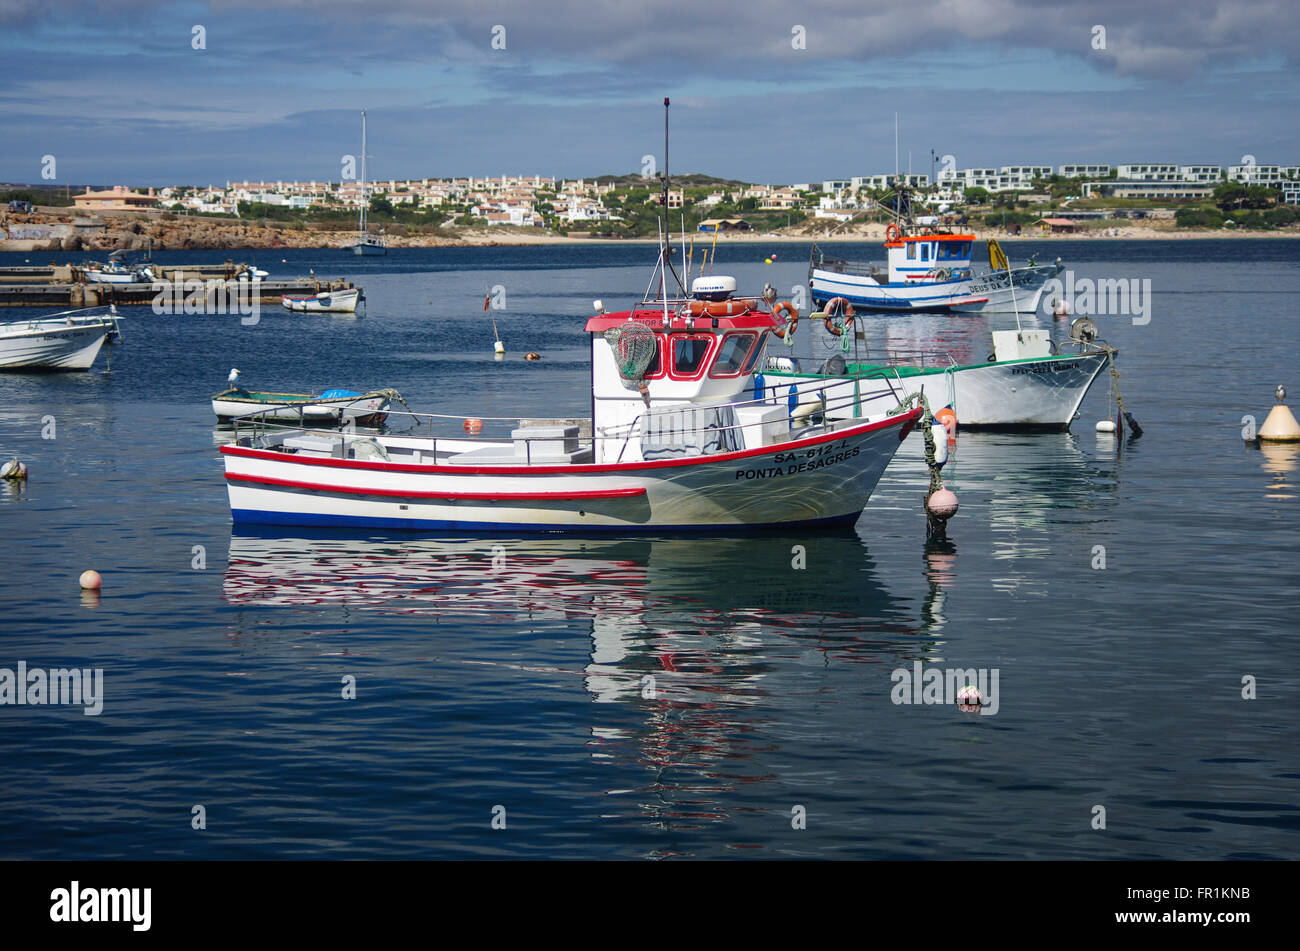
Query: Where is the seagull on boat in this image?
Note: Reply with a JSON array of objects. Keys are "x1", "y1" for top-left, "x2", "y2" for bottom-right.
[{"x1": 229, "y1": 368, "x2": 241, "y2": 384}]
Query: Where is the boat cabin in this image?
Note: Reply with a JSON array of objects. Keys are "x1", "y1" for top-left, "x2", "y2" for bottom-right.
[
  {"x1": 583, "y1": 276, "x2": 779, "y2": 463},
  {"x1": 883, "y1": 233, "x2": 974, "y2": 284}
]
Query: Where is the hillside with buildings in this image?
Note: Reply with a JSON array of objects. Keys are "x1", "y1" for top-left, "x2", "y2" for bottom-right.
[{"x1": 3, "y1": 161, "x2": 1299, "y2": 250}]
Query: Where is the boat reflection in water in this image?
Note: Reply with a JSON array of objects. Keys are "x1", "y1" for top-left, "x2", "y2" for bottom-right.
[
  {"x1": 223, "y1": 530, "x2": 948, "y2": 849},
  {"x1": 938, "y1": 430, "x2": 1118, "y2": 597}
]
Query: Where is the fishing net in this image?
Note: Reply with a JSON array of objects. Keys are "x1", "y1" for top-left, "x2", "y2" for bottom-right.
[{"x1": 605, "y1": 321, "x2": 657, "y2": 379}]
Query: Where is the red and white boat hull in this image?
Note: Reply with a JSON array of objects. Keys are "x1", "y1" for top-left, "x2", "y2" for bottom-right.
[{"x1": 221, "y1": 411, "x2": 919, "y2": 533}]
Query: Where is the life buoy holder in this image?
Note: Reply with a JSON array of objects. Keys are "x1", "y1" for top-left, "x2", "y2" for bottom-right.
[
  {"x1": 823, "y1": 297, "x2": 856, "y2": 335},
  {"x1": 885, "y1": 224, "x2": 902, "y2": 242},
  {"x1": 772, "y1": 300, "x2": 799, "y2": 338},
  {"x1": 687, "y1": 299, "x2": 751, "y2": 318}
]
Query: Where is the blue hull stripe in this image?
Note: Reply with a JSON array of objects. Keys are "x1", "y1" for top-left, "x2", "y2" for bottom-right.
[{"x1": 231, "y1": 508, "x2": 862, "y2": 535}]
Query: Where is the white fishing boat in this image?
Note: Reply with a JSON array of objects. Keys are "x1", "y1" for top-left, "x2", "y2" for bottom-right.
[
  {"x1": 82, "y1": 251, "x2": 155, "y2": 285},
  {"x1": 280, "y1": 287, "x2": 363, "y2": 313},
  {"x1": 212, "y1": 376, "x2": 400, "y2": 425},
  {"x1": 763, "y1": 313, "x2": 1114, "y2": 430},
  {"x1": 351, "y1": 109, "x2": 387, "y2": 256},
  {"x1": 220, "y1": 100, "x2": 933, "y2": 534},
  {"x1": 0, "y1": 306, "x2": 124, "y2": 371},
  {"x1": 809, "y1": 186, "x2": 1061, "y2": 314}
]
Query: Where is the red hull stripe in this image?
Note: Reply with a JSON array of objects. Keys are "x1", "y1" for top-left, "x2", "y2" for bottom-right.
[
  {"x1": 219, "y1": 408, "x2": 920, "y2": 476},
  {"x1": 226, "y1": 472, "x2": 647, "y2": 501}
]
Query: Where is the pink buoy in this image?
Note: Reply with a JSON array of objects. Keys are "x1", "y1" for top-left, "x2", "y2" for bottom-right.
[
  {"x1": 79, "y1": 569, "x2": 102, "y2": 590},
  {"x1": 956, "y1": 683, "x2": 984, "y2": 711},
  {"x1": 927, "y1": 488, "x2": 959, "y2": 519}
]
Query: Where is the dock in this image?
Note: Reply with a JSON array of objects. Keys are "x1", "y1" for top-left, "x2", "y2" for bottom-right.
[{"x1": 0, "y1": 264, "x2": 358, "y2": 307}]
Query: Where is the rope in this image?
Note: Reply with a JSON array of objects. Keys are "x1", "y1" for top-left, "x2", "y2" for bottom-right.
[{"x1": 889, "y1": 390, "x2": 951, "y2": 539}]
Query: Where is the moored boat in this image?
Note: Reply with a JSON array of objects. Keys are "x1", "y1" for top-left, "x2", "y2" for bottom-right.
[
  {"x1": 762, "y1": 316, "x2": 1114, "y2": 430},
  {"x1": 220, "y1": 99, "x2": 933, "y2": 534},
  {"x1": 280, "y1": 287, "x2": 363, "y2": 313},
  {"x1": 0, "y1": 306, "x2": 124, "y2": 371},
  {"x1": 808, "y1": 186, "x2": 1061, "y2": 314},
  {"x1": 350, "y1": 109, "x2": 387, "y2": 256},
  {"x1": 212, "y1": 382, "x2": 400, "y2": 425}
]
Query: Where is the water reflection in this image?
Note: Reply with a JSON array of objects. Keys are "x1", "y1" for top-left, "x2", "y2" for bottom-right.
[
  {"x1": 944, "y1": 431, "x2": 1117, "y2": 595},
  {"x1": 1255, "y1": 441, "x2": 1298, "y2": 500},
  {"x1": 223, "y1": 530, "x2": 945, "y2": 848}
]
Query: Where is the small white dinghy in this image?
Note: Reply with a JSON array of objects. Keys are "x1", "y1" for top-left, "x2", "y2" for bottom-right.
[
  {"x1": 0, "y1": 306, "x2": 124, "y2": 371},
  {"x1": 281, "y1": 287, "x2": 363, "y2": 314}
]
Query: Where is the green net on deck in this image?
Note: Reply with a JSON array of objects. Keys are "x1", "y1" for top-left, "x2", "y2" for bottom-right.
[{"x1": 605, "y1": 321, "x2": 657, "y2": 379}]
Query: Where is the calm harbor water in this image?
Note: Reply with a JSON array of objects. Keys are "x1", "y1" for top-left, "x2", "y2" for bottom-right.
[{"x1": 1, "y1": 240, "x2": 1297, "y2": 860}]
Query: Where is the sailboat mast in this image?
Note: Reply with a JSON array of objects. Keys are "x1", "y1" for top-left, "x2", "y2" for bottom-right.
[{"x1": 359, "y1": 110, "x2": 367, "y2": 237}]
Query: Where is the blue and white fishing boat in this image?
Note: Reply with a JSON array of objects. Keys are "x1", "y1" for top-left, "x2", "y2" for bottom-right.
[{"x1": 809, "y1": 187, "x2": 1060, "y2": 313}]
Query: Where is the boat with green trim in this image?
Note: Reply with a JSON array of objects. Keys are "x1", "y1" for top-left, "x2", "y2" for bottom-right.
[
  {"x1": 212, "y1": 380, "x2": 402, "y2": 426},
  {"x1": 762, "y1": 321, "x2": 1114, "y2": 431}
]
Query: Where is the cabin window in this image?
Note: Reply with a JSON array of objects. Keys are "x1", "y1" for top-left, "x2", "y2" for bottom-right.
[
  {"x1": 921, "y1": 244, "x2": 930, "y2": 261},
  {"x1": 741, "y1": 332, "x2": 767, "y2": 373},
  {"x1": 670, "y1": 334, "x2": 713, "y2": 379},
  {"x1": 906, "y1": 243, "x2": 917, "y2": 260},
  {"x1": 642, "y1": 336, "x2": 664, "y2": 378},
  {"x1": 709, "y1": 332, "x2": 758, "y2": 377}
]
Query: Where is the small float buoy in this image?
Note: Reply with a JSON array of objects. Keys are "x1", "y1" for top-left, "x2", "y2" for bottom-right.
[
  {"x1": 1, "y1": 458, "x2": 27, "y2": 481},
  {"x1": 956, "y1": 683, "x2": 984, "y2": 711},
  {"x1": 79, "y1": 570, "x2": 102, "y2": 590},
  {"x1": 1096, "y1": 419, "x2": 1117, "y2": 433},
  {"x1": 524, "y1": 352, "x2": 541, "y2": 361},
  {"x1": 764, "y1": 258, "x2": 772, "y2": 264},
  {"x1": 927, "y1": 487, "x2": 959, "y2": 519},
  {"x1": 1259, "y1": 385, "x2": 1300, "y2": 442},
  {"x1": 1053, "y1": 298, "x2": 1070, "y2": 317},
  {"x1": 494, "y1": 340, "x2": 506, "y2": 355},
  {"x1": 463, "y1": 418, "x2": 483, "y2": 435}
]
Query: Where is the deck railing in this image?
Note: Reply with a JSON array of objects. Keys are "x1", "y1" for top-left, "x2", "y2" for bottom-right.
[{"x1": 227, "y1": 378, "x2": 909, "y2": 466}]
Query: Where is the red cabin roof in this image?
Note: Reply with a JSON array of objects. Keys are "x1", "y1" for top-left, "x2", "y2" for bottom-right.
[{"x1": 585, "y1": 305, "x2": 780, "y2": 333}]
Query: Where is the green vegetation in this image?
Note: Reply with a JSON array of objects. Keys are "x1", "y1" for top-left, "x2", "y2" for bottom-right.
[{"x1": 1, "y1": 188, "x2": 74, "y2": 208}]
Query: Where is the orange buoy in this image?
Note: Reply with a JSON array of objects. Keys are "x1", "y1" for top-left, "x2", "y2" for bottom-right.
[
  {"x1": 934, "y1": 406, "x2": 958, "y2": 439},
  {"x1": 524, "y1": 352, "x2": 541, "y2": 361},
  {"x1": 463, "y1": 418, "x2": 483, "y2": 435}
]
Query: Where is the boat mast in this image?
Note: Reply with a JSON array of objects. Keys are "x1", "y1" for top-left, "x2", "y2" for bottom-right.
[{"x1": 359, "y1": 110, "x2": 367, "y2": 240}]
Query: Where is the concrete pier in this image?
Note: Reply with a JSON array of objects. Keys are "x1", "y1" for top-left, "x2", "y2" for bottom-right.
[{"x1": 0, "y1": 274, "x2": 358, "y2": 307}]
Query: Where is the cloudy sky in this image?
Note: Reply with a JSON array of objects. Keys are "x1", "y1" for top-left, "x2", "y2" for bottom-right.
[{"x1": 1, "y1": 0, "x2": 1297, "y2": 187}]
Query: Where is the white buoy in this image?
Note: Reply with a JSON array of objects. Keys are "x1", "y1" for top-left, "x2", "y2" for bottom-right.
[
  {"x1": 1259, "y1": 385, "x2": 1300, "y2": 442},
  {"x1": 1096, "y1": 420, "x2": 1117, "y2": 433},
  {"x1": 494, "y1": 340, "x2": 506, "y2": 355},
  {"x1": 1, "y1": 458, "x2": 27, "y2": 480},
  {"x1": 79, "y1": 570, "x2": 102, "y2": 590},
  {"x1": 930, "y1": 424, "x2": 949, "y2": 466}
]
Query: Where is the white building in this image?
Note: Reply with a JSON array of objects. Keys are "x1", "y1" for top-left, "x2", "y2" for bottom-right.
[
  {"x1": 1228, "y1": 164, "x2": 1285, "y2": 184},
  {"x1": 1281, "y1": 181, "x2": 1300, "y2": 205},
  {"x1": 1179, "y1": 165, "x2": 1222, "y2": 183},
  {"x1": 1059, "y1": 164, "x2": 1111, "y2": 178},
  {"x1": 1116, "y1": 164, "x2": 1180, "y2": 181}
]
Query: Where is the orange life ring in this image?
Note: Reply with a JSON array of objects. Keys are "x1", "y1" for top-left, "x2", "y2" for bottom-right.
[
  {"x1": 885, "y1": 224, "x2": 902, "y2": 242},
  {"x1": 687, "y1": 299, "x2": 750, "y2": 318},
  {"x1": 772, "y1": 300, "x2": 799, "y2": 337},
  {"x1": 463, "y1": 418, "x2": 483, "y2": 435},
  {"x1": 823, "y1": 297, "x2": 856, "y2": 335}
]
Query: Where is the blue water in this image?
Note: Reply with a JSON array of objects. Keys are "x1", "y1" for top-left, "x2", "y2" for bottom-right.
[{"x1": 1, "y1": 240, "x2": 1297, "y2": 859}]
